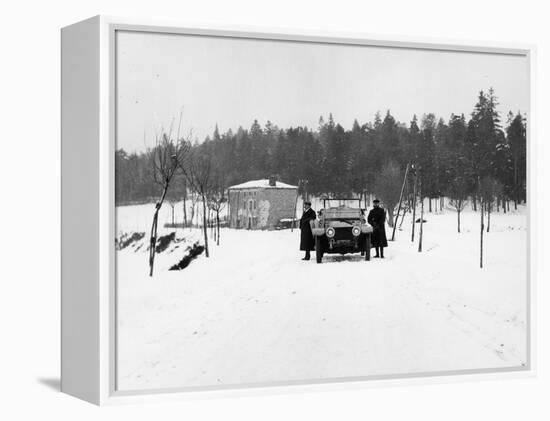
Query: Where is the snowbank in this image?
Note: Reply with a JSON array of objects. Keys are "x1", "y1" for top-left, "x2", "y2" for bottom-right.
[{"x1": 116, "y1": 204, "x2": 528, "y2": 391}]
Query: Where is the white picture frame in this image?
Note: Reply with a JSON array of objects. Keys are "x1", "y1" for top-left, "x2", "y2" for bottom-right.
[{"x1": 61, "y1": 15, "x2": 536, "y2": 405}]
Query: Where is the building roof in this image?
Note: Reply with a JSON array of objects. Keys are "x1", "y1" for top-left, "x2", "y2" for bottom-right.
[{"x1": 228, "y1": 179, "x2": 298, "y2": 190}]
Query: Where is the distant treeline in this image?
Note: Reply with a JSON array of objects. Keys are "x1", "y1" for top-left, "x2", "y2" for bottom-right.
[{"x1": 116, "y1": 88, "x2": 526, "y2": 211}]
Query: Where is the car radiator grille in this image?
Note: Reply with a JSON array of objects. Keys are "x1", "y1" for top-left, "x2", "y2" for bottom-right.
[{"x1": 334, "y1": 227, "x2": 354, "y2": 241}]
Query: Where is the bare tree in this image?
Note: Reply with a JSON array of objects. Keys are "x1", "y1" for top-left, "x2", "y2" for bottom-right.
[
  {"x1": 478, "y1": 176, "x2": 493, "y2": 269},
  {"x1": 448, "y1": 177, "x2": 469, "y2": 233},
  {"x1": 398, "y1": 201, "x2": 409, "y2": 229},
  {"x1": 479, "y1": 192, "x2": 485, "y2": 268},
  {"x1": 181, "y1": 151, "x2": 214, "y2": 257},
  {"x1": 479, "y1": 176, "x2": 504, "y2": 235},
  {"x1": 165, "y1": 178, "x2": 182, "y2": 229},
  {"x1": 207, "y1": 172, "x2": 227, "y2": 246},
  {"x1": 373, "y1": 160, "x2": 403, "y2": 227},
  {"x1": 148, "y1": 133, "x2": 190, "y2": 276},
  {"x1": 417, "y1": 173, "x2": 424, "y2": 253},
  {"x1": 208, "y1": 193, "x2": 227, "y2": 246},
  {"x1": 172, "y1": 172, "x2": 188, "y2": 228},
  {"x1": 188, "y1": 192, "x2": 198, "y2": 229},
  {"x1": 487, "y1": 179, "x2": 503, "y2": 233},
  {"x1": 182, "y1": 180, "x2": 188, "y2": 227},
  {"x1": 411, "y1": 166, "x2": 418, "y2": 242},
  {"x1": 167, "y1": 200, "x2": 177, "y2": 227}
]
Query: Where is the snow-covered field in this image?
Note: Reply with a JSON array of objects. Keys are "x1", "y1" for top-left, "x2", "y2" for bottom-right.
[{"x1": 116, "y1": 202, "x2": 528, "y2": 391}]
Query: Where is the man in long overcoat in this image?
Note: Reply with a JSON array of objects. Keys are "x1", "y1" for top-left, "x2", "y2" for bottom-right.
[
  {"x1": 367, "y1": 199, "x2": 388, "y2": 258},
  {"x1": 299, "y1": 201, "x2": 316, "y2": 260}
]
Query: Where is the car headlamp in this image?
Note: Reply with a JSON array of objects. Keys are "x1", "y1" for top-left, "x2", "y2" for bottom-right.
[
  {"x1": 326, "y1": 227, "x2": 335, "y2": 238},
  {"x1": 352, "y1": 226, "x2": 361, "y2": 236}
]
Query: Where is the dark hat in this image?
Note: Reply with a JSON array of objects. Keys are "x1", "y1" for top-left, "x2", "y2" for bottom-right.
[
  {"x1": 373, "y1": 199, "x2": 380, "y2": 203},
  {"x1": 304, "y1": 200, "x2": 312, "y2": 205}
]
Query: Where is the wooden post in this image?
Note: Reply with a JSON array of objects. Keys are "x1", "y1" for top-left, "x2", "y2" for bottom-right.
[{"x1": 392, "y1": 163, "x2": 409, "y2": 241}]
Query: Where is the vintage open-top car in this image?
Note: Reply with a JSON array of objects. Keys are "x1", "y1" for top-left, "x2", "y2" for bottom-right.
[{"x1": 310, "y1": 198, "x2": 373, "y2": 263}]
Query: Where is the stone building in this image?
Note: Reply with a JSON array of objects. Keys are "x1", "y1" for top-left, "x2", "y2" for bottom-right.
[{"x1": 227, "y1": 177, "x2": 298, "y2": 229}]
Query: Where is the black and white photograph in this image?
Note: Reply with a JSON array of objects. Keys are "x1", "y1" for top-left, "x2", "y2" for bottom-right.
[{"x1": 114, "y1": 29, "x2": 529, "y2": 392}]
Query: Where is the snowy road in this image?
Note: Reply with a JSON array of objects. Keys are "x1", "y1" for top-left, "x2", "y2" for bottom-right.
[{"x1": 116, "y1": 206, "x2": 528, "y2": 391}]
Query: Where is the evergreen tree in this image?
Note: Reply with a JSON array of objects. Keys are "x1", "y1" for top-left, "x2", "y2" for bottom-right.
[
  {"x1": 379, "y1": 110, "x2": 401, "y2": 165},
  {"x1": 506, "y1": 111, "x2": 527, "y2": 205},
  {"x1": 114, "y1": 87, "x2": 526, "y2": 215},
  {"x1": 419, "y1": 114, "x2": 438, "y2": 208}
]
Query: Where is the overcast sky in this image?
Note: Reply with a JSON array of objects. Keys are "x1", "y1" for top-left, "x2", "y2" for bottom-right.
[{"x1": 116, "y1": 31, "x2": 529, "y2": 153}]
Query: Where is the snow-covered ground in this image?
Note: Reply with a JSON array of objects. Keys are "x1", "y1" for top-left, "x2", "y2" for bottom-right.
[{"x1": 115, "y1": 202, "x2": 528, "y2": 391}]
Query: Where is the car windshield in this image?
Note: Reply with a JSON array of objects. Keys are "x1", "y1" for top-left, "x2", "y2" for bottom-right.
[
  {"x1": 322, "y1": 199, "x2": 362, "y2": 209},
  {"x1": 319, "y1": 199, "x2": 364, "y2": 223},
  {"x1": 323, "y1": 208, "x2": 362, "y2": 220}
]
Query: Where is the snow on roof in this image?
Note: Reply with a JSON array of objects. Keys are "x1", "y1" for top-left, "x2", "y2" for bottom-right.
[{"x1": 228, "y1": 179, "x2": 298, "y2": 190}]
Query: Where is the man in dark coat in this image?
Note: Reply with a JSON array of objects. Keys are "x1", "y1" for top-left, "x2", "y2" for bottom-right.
[
  {"x1": 367, "y1": 199, "x2": 388, "y2": 258},
  {"x1": 299, "y1": 201, "x2": 316, "y2": 260}
]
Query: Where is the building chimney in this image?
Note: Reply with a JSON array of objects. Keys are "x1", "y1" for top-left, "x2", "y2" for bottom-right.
[{"x1": 268, "y1": 175, "x2": 277, "y2": 187}]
